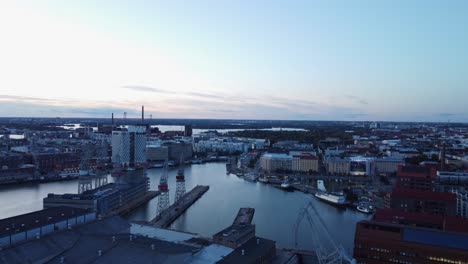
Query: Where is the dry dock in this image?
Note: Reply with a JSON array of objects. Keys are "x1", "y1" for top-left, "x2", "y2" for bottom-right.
[
  {"x1": 113, "y1": 190, "x2": 160, "y2": 216},
  {"x1": 233, "y1": 207, "x2": 255, "y2": 225},
  {"x1": 151, "y1": 185, "x2": 209, "y2": 228}
]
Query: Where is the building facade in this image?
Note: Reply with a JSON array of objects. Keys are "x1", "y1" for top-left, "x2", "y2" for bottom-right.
[
  {"x1": 259, "y1": 153, "x2": 292, "y2": 172},
  {"x1": 325, "y1": 157, "x2": 350, "y2": 175},
  {"x1": 354, "y1": 220, "x2": 468, "y2": 263}
]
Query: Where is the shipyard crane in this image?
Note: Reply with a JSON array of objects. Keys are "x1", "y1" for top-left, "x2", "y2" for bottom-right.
[
  {"x1": 94, "y1": 140, "x2": 109, "y2": 188},
  {"x1": 174, "y1": 153, "x2": 186, "y2": 202},
  {"x1": 78, "y1": 144, "x2": 94, "y2": 194},
  {"x1": 294, "y1": 200, "x2": 356, "y2": 264},
  {"x1": 157, "y1": 160, "x2": 170, "y2": 215}
]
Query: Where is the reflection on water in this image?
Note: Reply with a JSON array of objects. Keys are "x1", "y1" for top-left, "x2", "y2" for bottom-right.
[
  {"x1": 0, "y1": 163, "x2": 369, "y2": 252},
  {"x1": 126, "y1": 163, "x2": 370, "y2": 251}
]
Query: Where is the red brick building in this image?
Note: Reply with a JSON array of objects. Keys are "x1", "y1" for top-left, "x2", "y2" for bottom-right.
[
  {"x1": 354, "y1": 220, "x2": 468, "y2": 263},
  {"x1": 387, "y1": 188, "x2": 456, "y2": 216},
  {"x1": 396, "y1": 164, "x2": 436, "y2": 191}
]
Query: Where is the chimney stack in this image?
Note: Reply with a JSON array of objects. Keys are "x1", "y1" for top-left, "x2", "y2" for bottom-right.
[
  {"x1": 111, "y1": 113, "x2": 114, "y2": 127},
  {"x1": 440, "y1": 142, "x2": 446, "y2": 171},
  {"x1": 142, "y1": 105, "x2": 144, "y2": 122}
]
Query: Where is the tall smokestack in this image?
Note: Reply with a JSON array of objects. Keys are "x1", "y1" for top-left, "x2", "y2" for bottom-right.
[
  {"x1": 142, "y1": 105, "x2": 144, "y2": 122},
  {"x1": 111, "y1": 113, "x2": 114, "y2": 127},
  {"x1": 440, "y1": 142, "x2": 446, "y2": 171}
]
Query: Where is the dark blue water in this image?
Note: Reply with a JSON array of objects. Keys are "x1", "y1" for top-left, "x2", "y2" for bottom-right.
[
  {"x1": 126, "y1": 163, "x2": 371, "y2": 252},
  {"x1": 0, "y1": 162, "x2": 370, "y2": 252}
]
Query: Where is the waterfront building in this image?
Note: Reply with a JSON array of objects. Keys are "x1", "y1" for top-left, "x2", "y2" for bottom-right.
[
  {"x1": 324, "y1": 157, "x2": 350, "y2": 175},
  {"x1": 291, "y1": 154, "x2": 318, "y2": 172},
  {"x1": 259, "y1": 153, "x2": 292, "y2": 172},
  {"x1": 0, "y1": 206, "x2": 95, "y2": 248},
  {"x1": 44, "y1": 175, "x2": 150, "y2": 217},
  {"x1": 146, "y1": 145, "x2": 169, "y2": 161},
  {"x1": 111, "y1": 126, "x2": 147, "y2": 167},
  {"x1": 162, "y1": 141, "x2": 193, "y2": 162},
  {"x1": 354, "y1": 220, "x2": 468, "y2": 263}
]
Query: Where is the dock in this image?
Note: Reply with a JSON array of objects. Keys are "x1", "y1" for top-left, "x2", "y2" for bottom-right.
[
  {"x1": 151, "y1": 185, "x2": 209, "y2": 228},
  {"x1": 233, "y1": 208, "x2": 255, "y2": 225},
  {"x1": 291, "y1": 184, "x2": 318, "y2": 194},
  {"x1": 112, "y1": 190, "x2": 160, "y2": 216}
]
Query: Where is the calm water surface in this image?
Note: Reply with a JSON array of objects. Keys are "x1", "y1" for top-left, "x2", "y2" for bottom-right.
[{"x1": 0, "y1": 163, "x2": 369, "y2": 252}]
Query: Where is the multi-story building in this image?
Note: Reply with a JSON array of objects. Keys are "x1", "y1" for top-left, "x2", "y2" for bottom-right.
[
  {"x1": 111, "y1": 126, "x2": 147, "y2": 167},
  {"x1": 354, "y1": 220, "x2": 468, "y2": 263},
  {"x1": 146, "y1": 145, "x2": 168, "y2": 161},
  {"x1": 387, "y1": 188, "x2": 457, "y2": 216},
  {"x1": 259, "y1": 153, "x2": 292, "y2": 172},
  {"x1": 291, "y1": 154, "x2": 318, "y2": 172},
  {"x1": 324, "y1": 157, "x2": 350, "y2": 175},
  {"x1": 374, "y1": 157, "x2": 404, "y2": 175},
  {"x1": 163, "y1": 141, "x2": 192, "y2": 162},
  {"x1": 396, "y1": 164, "x2": 437, "y2": 191},
  {"x1": 349, "y1": 156, "x2": 374, "y2": 176}
]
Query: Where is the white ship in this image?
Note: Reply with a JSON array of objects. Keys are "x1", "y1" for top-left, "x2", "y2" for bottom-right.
[{"x1": 314, "y1": 192, "x2": 347, "y2": 207}]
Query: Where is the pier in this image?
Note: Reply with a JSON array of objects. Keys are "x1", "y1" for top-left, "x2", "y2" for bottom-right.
[
  {"x1": 291, "y1": 184, "x2": 318, "y2": 195},
  {"x1": 151, "y1": 185, "x2": 209, "y2": 228},
  {"x1": 233, "y1": 207, "x2": 255, "y2": 225}
]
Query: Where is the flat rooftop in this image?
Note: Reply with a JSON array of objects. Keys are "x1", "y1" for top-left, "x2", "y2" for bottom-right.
[
  {"x1": 0, "y1": 216, "x2": 198, "y2": 264},
  {"x1": 213, "y1": 223, "x2": 255, "y2": 242},
  {"x1": 0, "y1": 206, "x2": 90, "y2": 237},
  {"x1": 217, "y1": 237, "x2": 276, "y2": 264}
]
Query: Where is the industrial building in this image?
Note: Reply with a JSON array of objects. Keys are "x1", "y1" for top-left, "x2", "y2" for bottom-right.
[
  {"x1": 354, "y1": 220, "x2": 468, "y2": 263},
  {"x1": 146, "y1": 145, "x2": 169, "y2": 161},
  {"x1": 44, "y1": 175, "x2": 150, "y2": 216},
  {"x1": 0, "y1": 206, "x2": 95, "y2": 248},
  {"x1": 163, "y1": 141, "x2": 193, "y2": 162}
]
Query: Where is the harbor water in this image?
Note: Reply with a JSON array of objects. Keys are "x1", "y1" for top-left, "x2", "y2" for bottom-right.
[{"x1": 0, "y1": 162, "x2": 370, "y2": 252}]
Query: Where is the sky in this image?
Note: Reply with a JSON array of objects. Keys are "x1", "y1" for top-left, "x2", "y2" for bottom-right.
[{"x1": 0, "y1": 1, "x2": 467, "y2": 122}]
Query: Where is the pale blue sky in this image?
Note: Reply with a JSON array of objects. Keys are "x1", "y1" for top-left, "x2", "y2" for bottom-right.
[{"x1": 0, "y1": 1, "x2": 467, "y2": 121}]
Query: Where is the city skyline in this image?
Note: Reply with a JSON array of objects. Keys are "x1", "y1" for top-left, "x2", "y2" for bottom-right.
[{"x1": 0, "y1": 1, "x2": 467, "y2": 122}]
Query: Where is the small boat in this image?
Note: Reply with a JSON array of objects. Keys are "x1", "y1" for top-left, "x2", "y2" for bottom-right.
[
  {"x1": 258, "y1": 177, "x2": 269, "y2": 183},
  {"x1": 357, "y1": 205, "x2": 372, "y2": 214},
  {"x1": 274, "y1": 180, "x2": 294, "y2": 191}
]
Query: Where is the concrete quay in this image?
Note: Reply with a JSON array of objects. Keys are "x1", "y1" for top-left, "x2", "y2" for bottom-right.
[
  {"x1": 151, "y1": 185, "x2": 209, "y2": 228},
  {"x1": 233, "y1": 207, "x2": 255, "y2": 225}
]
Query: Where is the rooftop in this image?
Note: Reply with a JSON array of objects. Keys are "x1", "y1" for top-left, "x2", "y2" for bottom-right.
[
  {"x1": 391, "y1": 188, "x2": 456, "y2": 202},
  {"x1": 0, "y1": 206, "x2": 90, "y2": 237},
  {"x1": 0, "y1": 216, "x2": 198, "y2": 264},
  {"x1": 262, "y1": 153, "x2": 292, "y2": 159},
  {"x1": 217, "y1": 237, "x2": 276, "y2": 264},
  {"x1": 213, "y1": 223, "x2": 255, "y2": 242}
]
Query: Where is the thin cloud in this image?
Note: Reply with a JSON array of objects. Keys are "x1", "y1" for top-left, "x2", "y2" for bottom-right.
[
  {"x1": 346, "y1": 95, "x2": 368, "y2": 105},
  {"x1": 0, "y1": 94, "x2": 59, "y2": 102},
  {"x1": 439, "y1": 112, "x2": 457, "y2": 117},
  {"x1": 187, "y1": 92, "x2": 226, "y2": 100},
  {"x1": 121, "y1": 85, "x2": 173, "y2": 94}
]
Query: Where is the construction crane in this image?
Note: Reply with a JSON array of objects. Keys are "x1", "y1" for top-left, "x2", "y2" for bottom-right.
[
  {"x1": 78, "y1": 144, "x2": 94, "y2": 194},
  {"x1": 157, "y1": 160, "x2": 170, "y2": 215},
  {"x1": 174, "y1": 153, "x2": 186, "y2": 202},
  {"x1": 294, "y1": 200, "x2": 356, "y2": 264},
  {"x1": 94, "y1": 140, "x2": 109, "y2": 188}
]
